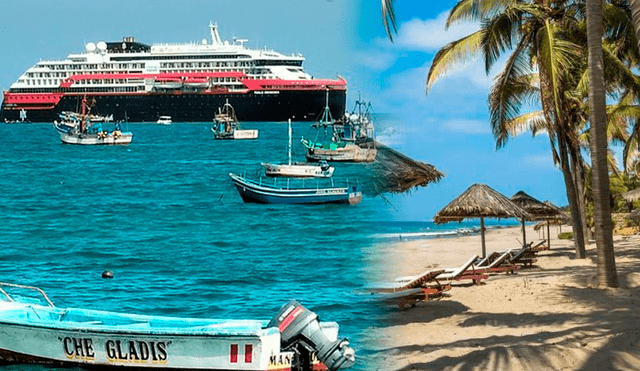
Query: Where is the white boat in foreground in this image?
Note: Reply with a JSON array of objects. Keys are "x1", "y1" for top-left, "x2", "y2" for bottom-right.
[
  {"x1": 0, "y1": 283, "x2": 355, "y2": 371},
  {"x1": 262, "y1": 119, "x2": 334, "y2": 178}
]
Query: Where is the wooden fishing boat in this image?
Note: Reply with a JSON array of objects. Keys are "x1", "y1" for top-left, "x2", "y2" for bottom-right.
[
  {"x1": 212, "y1": 100, "x2": 258, "y2": 140},
  {"x1": 229, "y1": 173, "x2": 362, "y2": 205},
  {"x1": 0, "y1": 283, "x2": 355, "y2": 371},
  {"x1": 262, "y1": 119, "x2": 334, "y2": 178},
  {"x1": 53, "y1": 97, "x2": 132, "y2": 145},
  {"x1": 301, "y1": 92, "x2": 376, "y2": 163}
]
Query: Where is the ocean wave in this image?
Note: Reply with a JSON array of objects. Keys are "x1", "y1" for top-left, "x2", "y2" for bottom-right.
[{"x1": 372, "y1": 227, "x2": 482, "y2": 240}]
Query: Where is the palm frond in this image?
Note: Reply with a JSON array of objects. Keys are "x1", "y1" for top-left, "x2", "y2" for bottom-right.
[
  {"x1": 427, "y1": 30, "x2": 484, "y2": 91},
  {"x1": 537, "y1": 20, "x2": 583, "y2": 129},
  {"x1": 447, "y1": 0, "x2": 520, "y2": 27},
  {"x1": 381, "y1": 0, "x2": 397, "y2": 41},
  {"x1": 489, "y1": 35, "x2": 536, "y2": 147},
  {"x1": 504, "y1": 110, "x2": 548, "y2": 136}
]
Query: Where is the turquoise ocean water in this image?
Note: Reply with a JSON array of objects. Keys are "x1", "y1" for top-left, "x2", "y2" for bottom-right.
[{"x1": 0, "y1": 121, "x2": 519, "y2": 370}]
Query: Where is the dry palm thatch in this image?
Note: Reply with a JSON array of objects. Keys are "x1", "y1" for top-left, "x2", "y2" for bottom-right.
[
  {"x1": 366, "y1": 143, "x2": 444, "y2": 196},
  {"x1": 622, "y1": 188, "x2": 640, "y2": 203},
  {"x1": 434, "y1": 184, "x2": 530, "y2": 224},
  {"x1": 434, "y1": 184, "x2": 530, "y2": 257},
  {"x1": 533, "y1": 218, "x2": 568, "y2": 231},
  {"x1": 511, "y1": 191, "x2": 562, "y2": 220}
]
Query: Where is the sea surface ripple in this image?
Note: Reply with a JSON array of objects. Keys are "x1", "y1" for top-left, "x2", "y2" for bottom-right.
[{"x1": 0, "y1": 122, "x2": 387, "y2": 370}]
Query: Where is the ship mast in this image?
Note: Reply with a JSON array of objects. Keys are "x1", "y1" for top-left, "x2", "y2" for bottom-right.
[{"x1": 288, "y1": 118, "x2": 292, "y2": 166}]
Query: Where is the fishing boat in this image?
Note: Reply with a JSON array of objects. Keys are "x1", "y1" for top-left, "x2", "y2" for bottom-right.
[
  {"x1": 157, "y1": 116, "x2": 172, "y2": 125},
  {"x1": 262, "y1": 119, "x2": 334, "y2": 178},
  {"x1": 212, "y1": 100, "x2": 258, "y2": 140},
  {"x1": 229, "y1": 173, "x2": 362, "y2": 205},
  {"x1": 300, "y1": 92, "x2": 376, "y2": 163},
  {"x1": 53, "y1": 97, "x2": 132, "y2": 145},
  {"x1": 0, "y1": 282, "x2": 355, "y2": 371}
]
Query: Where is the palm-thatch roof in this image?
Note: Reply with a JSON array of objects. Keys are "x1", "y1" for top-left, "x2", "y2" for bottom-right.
[
  {"x1": 511, "y1": 191, "x2": 562, "y2": 220},
  {"x1": 622, "y1": 188, "x2": 640, "y2": 203},
  {"x1": 434, "y1": 184, "x2": 531, "y2": 224},
  {"x1": 366, "y1": 143, "x2": 444, "y2": 196}
]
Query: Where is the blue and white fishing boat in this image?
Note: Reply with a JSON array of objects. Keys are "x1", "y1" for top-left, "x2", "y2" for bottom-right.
[
  {"x1": 0, "y1": 283, "x2": 355, "y2": 371},
  {"x1": 229, "y1": 173, "x2": 362, "y2": 205},
  {"x1": 53, "y1": 97, "x2": 132, "y2": 145}
]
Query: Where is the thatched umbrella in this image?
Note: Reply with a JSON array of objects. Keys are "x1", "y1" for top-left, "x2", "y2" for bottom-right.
[
  {"x1": 366, "y1": 143, "x2": 444, "y2": 195},
  {"x1": 434, "y1": 184, "x2": 531, "y2": 258},
  {"x1": 622, "y1": 188, "x2": 640, "y2": 204},
  {"x1": 511, "y1": 191, "x2": 563, "y2": 248}
]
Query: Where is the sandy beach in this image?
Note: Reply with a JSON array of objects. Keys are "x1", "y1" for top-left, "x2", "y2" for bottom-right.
[{"x1": 365, "y1": 225, "x2": 640, "y2": 370}]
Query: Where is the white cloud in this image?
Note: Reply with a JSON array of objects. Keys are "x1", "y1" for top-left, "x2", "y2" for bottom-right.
[
  {"x1": 352, "y1": 49, "x2": 398, "y2": 71},
  {"x1": 441, "y1": 119, "x2": 491, "y2": 134},
  {"x1": 393, "y1": 12, "x2": 480, "y2": 52}
]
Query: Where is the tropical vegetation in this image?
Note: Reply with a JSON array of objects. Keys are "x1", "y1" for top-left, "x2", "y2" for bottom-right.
[{"x1": 379, "y1": 0, "x2": 640, "y2": 287}]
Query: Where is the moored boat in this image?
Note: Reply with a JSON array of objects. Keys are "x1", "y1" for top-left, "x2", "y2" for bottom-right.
[
  {"x1": 212, "y1": 100, "x2": 258, "y2": 140},
  {"x1": 157, "y1": 116, "x2": 172, "y2": 125},
  {"x1": 53, "y1": 97, "x2": 132, "y2": 145},
  {"x1": 229, "y1": 173, "x2": 362, "y2": 205},
  {"x1": 0, "y1": 282, "x2": 355, "y2": 371},
  {"x1": 301, "y1": 92, "x2": 376, "y2": 163},
  {"x1": 262, "y1": 119, "x2": 334, "y2": 178}
]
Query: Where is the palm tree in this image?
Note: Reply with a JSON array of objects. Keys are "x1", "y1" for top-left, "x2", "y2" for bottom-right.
[
  {"x1": 382, "y1": 0, "x2": 589, "y2": 258},
  {"x1": 586, "y1": 0, "x2": 618, "y2": 287}
]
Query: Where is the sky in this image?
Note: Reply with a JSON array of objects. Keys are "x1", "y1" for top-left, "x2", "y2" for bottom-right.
[{"x1": 0, "y1": 0, "x2": 571, "y2": 221}]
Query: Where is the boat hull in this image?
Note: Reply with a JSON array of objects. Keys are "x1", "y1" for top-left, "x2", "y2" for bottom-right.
[
  {"x1": 229, "y1": 174, "x2": 361, "y2": 205},
  {"x1": 0, "y1": 322, "x2": 280, "y2": 370},
  {"x1": 58, "y1": 131, "x2": 133, "y2": 145},
  {"x1": 304, "y1": 144, "x2": 377, "y2": 163},
  {"x1": 261, "y1": 163, "x2": 334, "y2": 178},
  {"x1": 2, "y1": 90, "x2": 347, "y2": 123},
  {"x1": 214, "y1": 129, "x2": 259, "y2": 140},
  {"x1": 0, "y1": 299, "x2": 341, "y2": 371}
]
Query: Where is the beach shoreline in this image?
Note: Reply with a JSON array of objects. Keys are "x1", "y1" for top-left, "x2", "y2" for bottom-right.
[{"x1": 366, "y1": 225, "x2": 640, "y2": 370}]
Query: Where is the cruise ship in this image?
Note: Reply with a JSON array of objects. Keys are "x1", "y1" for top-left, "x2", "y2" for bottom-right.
[{"x1": 1, "y1": 23, "x2": 346, "y2": 123}]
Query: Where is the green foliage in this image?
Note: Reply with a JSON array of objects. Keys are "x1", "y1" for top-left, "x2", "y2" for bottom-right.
[{"x1": 558, "y1": 232, "x2": 574, "y2": 240}]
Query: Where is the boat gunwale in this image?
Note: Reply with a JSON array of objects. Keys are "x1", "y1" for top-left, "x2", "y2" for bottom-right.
[{"x1": 229, "y1": 173, "x2": 354, "y2": 194}]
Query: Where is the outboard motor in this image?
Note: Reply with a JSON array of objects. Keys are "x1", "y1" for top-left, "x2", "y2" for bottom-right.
[{"x1": 269, "y1": 300, "x2": 355, "y2": 371}]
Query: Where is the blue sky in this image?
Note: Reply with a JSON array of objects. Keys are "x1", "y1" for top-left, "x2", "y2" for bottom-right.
[{"x1": 0, "y1": 0, "x2": 571, "y2": 220}]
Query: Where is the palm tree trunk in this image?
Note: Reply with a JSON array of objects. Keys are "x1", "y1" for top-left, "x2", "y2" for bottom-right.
[
  {"x1": 630, "y1": 0, "x2": 640, "y2": 44},
  {"x1": 570, "y1": 148, "x2": 592, "y2": 243},
  {"x1": 587, "y1": 0, "x2": 618, "y2": 287},
  {"x1": 536, "y1": 50, "x2": 586, "y2": 259},
  {"x1": 558, "y1": 136, "x2": 587, "y2": 258}
]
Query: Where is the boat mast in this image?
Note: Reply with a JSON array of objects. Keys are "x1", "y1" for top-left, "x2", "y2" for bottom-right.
[
  {"x1": 80, "y1": 96, "x2": 87, "y2": 133},
  {"x1": 288, "y1": 118, "x2": 292, "y2": 165},
  {"x1": 322, "y1": 88, "x2": 332, "y2": 124}
]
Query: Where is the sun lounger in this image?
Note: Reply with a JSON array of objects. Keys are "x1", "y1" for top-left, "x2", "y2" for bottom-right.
[
  {"x1": 373, "y1": 285, "x2": 452, "y2": 310},
  {"x1": 371, "y1": 269, "x2": 450, "y2": 310},
  {"x1": 478, "y1": 250, "x2": 520, "y2": 274},
  {"x1": 436, "y1": 255, "x2": 489, "y2": 285},
  {"x1": 530, "y1": 239, "x2": 548, "y2": 251},
  {"x1": 508, "y1": 245, "x2": 538, "y2": 267}
]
